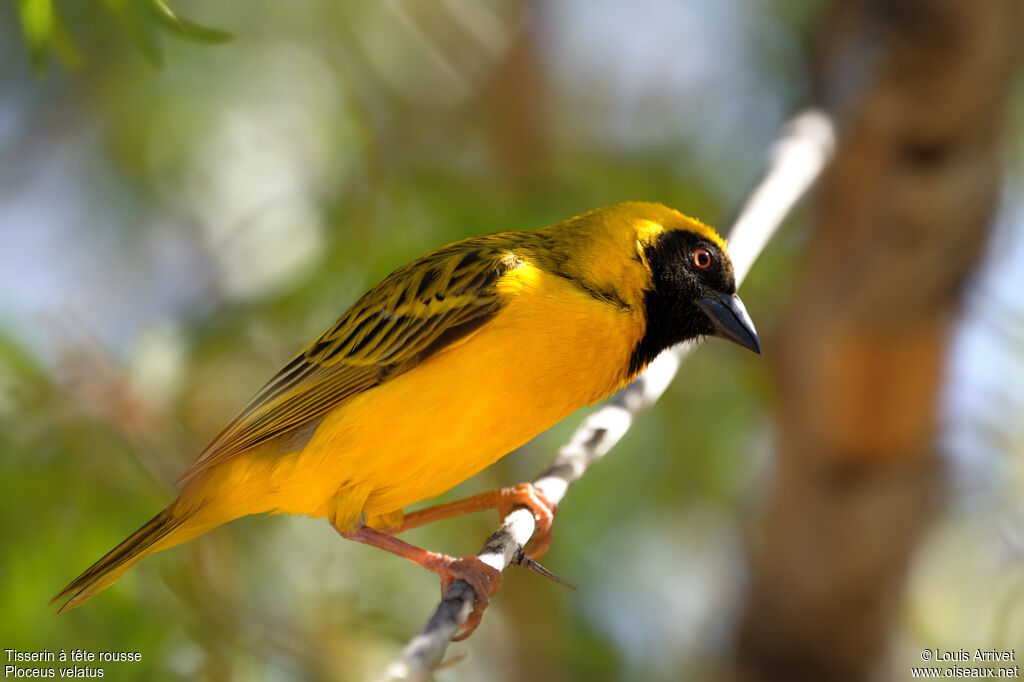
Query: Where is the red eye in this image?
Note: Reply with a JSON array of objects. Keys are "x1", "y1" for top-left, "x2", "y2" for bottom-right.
[{"x1": 693, "y1": 248, "x2": 712, "y2": 269}]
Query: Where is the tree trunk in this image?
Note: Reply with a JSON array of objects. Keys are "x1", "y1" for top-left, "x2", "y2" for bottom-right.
[{"x1": 735, "y1": 1, "x2": 1021, "y2": 681}]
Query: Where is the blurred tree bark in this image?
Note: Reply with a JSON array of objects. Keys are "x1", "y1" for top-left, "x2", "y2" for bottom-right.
[
  {"x1": 485, "y1": 0, "x2": 550, "y2": 189},
  {"x1": 735, "y1": 1, "x2": 1021, "y2": 681}
]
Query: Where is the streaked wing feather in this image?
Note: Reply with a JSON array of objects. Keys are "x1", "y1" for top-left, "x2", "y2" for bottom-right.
[{"x1": 178, "y1": 240, "x2": 523, "y2": 483}]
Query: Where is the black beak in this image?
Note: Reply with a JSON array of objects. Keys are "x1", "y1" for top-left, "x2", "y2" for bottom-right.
[{"x1": 695, "y1": 293, "x2": 761, "y2": 354}]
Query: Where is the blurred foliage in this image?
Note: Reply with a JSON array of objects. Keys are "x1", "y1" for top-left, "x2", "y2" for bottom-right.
[
  {"x1": 0, "y1": 1, "x2": 1020, "y2": 681},
  {"x1": 15, "y1": 0, "x2": 232, "y2": 77}
]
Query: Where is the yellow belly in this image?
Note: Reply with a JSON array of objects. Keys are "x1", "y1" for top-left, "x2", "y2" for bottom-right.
[{"x1": 214, "y1": 267, "x2": 644, "y2": 530}]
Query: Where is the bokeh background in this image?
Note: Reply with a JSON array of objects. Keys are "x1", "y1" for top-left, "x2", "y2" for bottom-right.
[{"x1": 1, "y1": 2, "x2": 1021, "y2": 681}]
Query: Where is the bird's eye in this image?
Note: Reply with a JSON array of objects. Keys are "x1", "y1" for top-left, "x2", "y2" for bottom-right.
[{"x1": 692, "y1": 248, "x2": 712, "y2": 269}]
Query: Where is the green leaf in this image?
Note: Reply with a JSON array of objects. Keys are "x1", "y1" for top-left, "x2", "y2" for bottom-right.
[
  {"x1": 149, "y1": 0, "x2": 234, "y2": 44},
  {"x1": 16, "y1": 0, "x2": 54, "y2": 78},
  {"x1": 51, "y1": 14, "x2": 85, "y2": 71},
  {"x1": 104, "y1": 0, "x2": 163, "y2": 65}
]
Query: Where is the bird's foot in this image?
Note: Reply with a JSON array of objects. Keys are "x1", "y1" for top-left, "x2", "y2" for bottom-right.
[
  {"x1": 494, "y1": 483, "x2": 557, "y2": 559},
  {"x1": 398, "y1": 483, "x2": 558, "y2": 558},
  {"x1": 424, "y1": 553, "x2": 502, "y2": 641}
]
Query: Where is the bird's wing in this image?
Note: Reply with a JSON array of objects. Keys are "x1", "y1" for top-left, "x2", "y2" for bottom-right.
[{"x1": 179, "y1": 240, "x2": 525, "y2": 483}]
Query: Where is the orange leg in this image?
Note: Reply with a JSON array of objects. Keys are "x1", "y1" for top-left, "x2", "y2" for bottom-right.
[
  {"x1": 399, "y1": 483, "x2": 558, "y2": 559},
  {"x1": 332, "y1": 524, "x2": 501, "y2": 640}
]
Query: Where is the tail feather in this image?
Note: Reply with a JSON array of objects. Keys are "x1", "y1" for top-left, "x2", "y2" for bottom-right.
[{"x1": 51, "y1": 505, "x2": 198, "y2": 613}]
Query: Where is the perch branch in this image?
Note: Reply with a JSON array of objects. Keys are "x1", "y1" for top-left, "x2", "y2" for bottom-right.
[{"x1": 377, "y1": 107, "x2": 837, "y2": 682}]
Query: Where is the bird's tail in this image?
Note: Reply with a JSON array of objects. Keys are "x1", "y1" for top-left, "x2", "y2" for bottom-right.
[{"x1": 51, "y1": 500, "x2": 213, "y2": 613}]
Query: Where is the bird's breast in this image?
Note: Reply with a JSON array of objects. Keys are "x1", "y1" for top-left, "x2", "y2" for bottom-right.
[{"x1": 270, "y1": 266, "x2": 646, "y2": 523}]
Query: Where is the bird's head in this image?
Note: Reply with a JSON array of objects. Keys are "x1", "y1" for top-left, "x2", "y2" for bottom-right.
[
  {"x1": 537, "y1": 201, "x2": 760, "y2": 375},
  {"x1": 623, "y1": 203, "x2": 761, "y2": 373}
]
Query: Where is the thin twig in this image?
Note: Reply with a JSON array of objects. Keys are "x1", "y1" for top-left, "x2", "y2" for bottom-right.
[{"x1": 377, "y1": 107, "x2": 837, "y2": 682}]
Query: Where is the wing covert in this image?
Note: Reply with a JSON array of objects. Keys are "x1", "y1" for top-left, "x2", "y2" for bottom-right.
[{"x1": 179, "y1": 240, "x2": 525, "y2": 483}]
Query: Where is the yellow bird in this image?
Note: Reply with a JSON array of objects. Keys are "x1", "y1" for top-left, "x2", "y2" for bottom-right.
[{"x1": 54, "y1": 201, "x2": 759, "y2": 634}]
